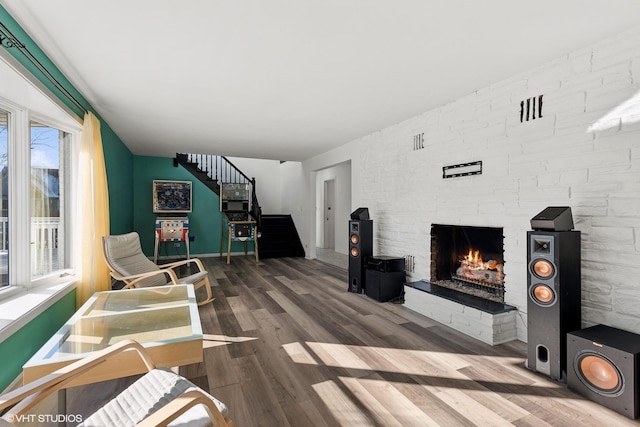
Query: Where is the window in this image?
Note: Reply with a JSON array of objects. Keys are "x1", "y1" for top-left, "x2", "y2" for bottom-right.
[
  {"x1": 30, "y1": 120, "x2": 70, "y2": 278},
  {"x1": 0, "y1": 52, "x2": 81, "y2": 332},
  {"x1": 0, "y1": 99, "x2": 77, "y2": 294}
]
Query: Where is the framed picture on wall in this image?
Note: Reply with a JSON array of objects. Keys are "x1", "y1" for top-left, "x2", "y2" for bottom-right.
[{"x1": 152, "y1": 180, "x2": 192, "y2": 213}]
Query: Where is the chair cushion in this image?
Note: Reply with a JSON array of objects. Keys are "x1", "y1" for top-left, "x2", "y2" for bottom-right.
[
  {"x1": 79, "y1": 367, "x2": 228, "y2": 427},
  {"x1": 103, "y1": 232, "x2": 166, "y2": 288}
]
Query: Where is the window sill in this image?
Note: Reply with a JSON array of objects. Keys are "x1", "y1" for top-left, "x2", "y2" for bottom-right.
[{"x1": 0, "y1": 278, "x2": 77, "y2": 344}]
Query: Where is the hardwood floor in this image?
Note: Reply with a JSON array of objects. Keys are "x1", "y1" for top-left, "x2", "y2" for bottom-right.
[
  {"x1": 72, "y1": 256, "x2": 638, "y2": 426},
  {"x1": 192, "y1": 256, "x2": 637, "y2": 426}
]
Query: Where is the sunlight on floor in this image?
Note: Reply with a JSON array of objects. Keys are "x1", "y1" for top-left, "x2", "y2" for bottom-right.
[
  {"x1": 294, "y1": 341, "x2": 558, "y2": 389},
  {"x1": 339, "y1": 376, "x2": 441, "y2": 426},
  {"x1": 312, "y1": 380, "x2": 376, "y2": 426},
  {"x1": 202, "y1": 333, "x2": 257, "y2": 349},
  {"x1": 282, "y1": 341, "x2": 320, "y2": 365},
  {"x1": 298, "y1": 341, "x2": 567, "y2": 426}
]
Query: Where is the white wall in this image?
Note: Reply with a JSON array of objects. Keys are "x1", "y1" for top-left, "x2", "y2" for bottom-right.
[
  {"x1": 279, "y1": 160, "x2": 310, "y2": 255},
  {"x1": 226, "y1": 156, "x2": 282, "y2": 214},
  {"x1": 286, "y1": 24, "x2": 640, "y2": 341}
]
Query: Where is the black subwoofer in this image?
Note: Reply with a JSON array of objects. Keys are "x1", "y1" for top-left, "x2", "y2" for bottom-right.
[
  {"x1": 568, "y1": 325, "x2": 640, "y2": 419},
  {"x1": 365, "y1": 256, "x2": 406, "y2": 302},
  {"x1": 526, "y1": 230, "x2": 581, "y2": 381},
  {"x1": 348, "y1": 219, "x2": 372, "y2": 293}
]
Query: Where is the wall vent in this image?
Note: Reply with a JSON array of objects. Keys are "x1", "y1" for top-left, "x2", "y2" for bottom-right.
[
  {"x1": 520, "y1": 95, "x2": 543, "y2": 122},
  {"x1": 413, "y1": 133, "x2": 425, "y2": 150},
  {"x1": 405, "y1": 255, "x2": 415, "y2": 272}
]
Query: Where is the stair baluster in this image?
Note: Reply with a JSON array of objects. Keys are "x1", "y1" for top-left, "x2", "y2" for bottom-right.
[{"x1": 175, "y1": 153, "x2": 261, "y2": 226}]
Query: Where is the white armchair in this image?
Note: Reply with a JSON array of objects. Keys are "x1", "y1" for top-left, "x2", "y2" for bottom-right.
[{"x1": 102, "y1": 232, "x2": 214, "y2": 306}]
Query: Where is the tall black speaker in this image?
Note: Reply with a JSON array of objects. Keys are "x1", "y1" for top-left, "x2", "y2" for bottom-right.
[
  {"x1": 348, "y1": 219, "x2": 372, "y2": 293},
  {"x1": 568, "y1": 325, "x2": 640, "y2": 419},
  {"x1": 365, "y1": 256, "x2": 406, "y2": 302},
  {"x1": 526, "y1": 230, "x2": 581, "y2": 381}
]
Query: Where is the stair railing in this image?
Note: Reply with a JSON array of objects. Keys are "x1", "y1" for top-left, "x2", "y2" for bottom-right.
[{"x1": 176, "y1": 153, "x2": 262, "y2": 225}]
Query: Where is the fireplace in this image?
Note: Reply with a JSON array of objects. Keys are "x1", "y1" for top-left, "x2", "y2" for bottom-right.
[
  {"x1": 403, "y1": 224, "x2": 515, "y2": 345},
  {"x1": 430, "y1": 224, "x2": 505, "y2": 303}
]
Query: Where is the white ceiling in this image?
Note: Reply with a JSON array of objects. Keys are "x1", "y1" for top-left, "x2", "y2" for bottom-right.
[{"x1": 2, "y1": 1, "x2": 640, "y2": 161}]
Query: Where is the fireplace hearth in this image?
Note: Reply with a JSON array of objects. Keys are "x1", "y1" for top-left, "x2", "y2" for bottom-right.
[
  {"x1": 430, "y1": 224, "x2": 505, "y2": 303},
  {"x1": 402, "y1": 224, "x2": 515, "y2": 345}
]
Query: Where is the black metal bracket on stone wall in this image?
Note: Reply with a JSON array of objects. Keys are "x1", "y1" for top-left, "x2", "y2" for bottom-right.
[{"x1": 442, "y1": 160, "x2": 482, "y2": 179}]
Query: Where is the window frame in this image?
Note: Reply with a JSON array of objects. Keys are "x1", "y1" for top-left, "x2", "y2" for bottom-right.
[
  {"x1": 0, "y1": 48, "x2": 82, "y2": 345},
  {"x1": 0, "y1": 98, "x2": 81, "y2": 297}
]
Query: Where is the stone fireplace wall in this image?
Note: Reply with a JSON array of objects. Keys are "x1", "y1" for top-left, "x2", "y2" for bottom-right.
[{"x1": 356, "y1": 25, "x2": 640, "y2": 341}]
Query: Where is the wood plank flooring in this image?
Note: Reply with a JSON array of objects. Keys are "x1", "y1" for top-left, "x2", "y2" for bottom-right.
[
  {"x1": 195, "y1": 256, "x2": 639, "y2": 426},
  {"x1": 73, "y1": 256, "x2": 639, "y2": 426}
]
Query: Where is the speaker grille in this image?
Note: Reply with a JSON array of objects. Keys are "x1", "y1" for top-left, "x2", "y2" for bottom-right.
[
  {"x1": 529, "y1": 283, "x2": 556, "y2": 306},
  {"x1": 574, "y1": 351, "x2": 624, "y2": 396},
  {"x1": 530, "y1": 259, "x2": 556, "y2": 279}
]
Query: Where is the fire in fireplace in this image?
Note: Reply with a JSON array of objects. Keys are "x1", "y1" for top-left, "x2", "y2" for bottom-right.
[{"x1": 430, "y1": 224, "x2": 505, "y2": 302}]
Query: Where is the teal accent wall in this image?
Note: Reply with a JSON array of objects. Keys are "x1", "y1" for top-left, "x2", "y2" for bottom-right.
[
  {"x1": 133, "y1": 156, "x2": 254, "y2": 257},
  {"x1": 0, "y1": 289, "x2": 76, "y2": 391},
  {"x1": 0, "y1": 6, "x2": 132, "y2": 388},
  {"x1": 102, "y1": 124, "x2": 134, "y2": 235},
  {"x1": 0, "y1": 5, "x2": 134, "y2": 234}
]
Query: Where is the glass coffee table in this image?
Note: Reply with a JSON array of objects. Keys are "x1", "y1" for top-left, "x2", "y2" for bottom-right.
[{"x1": 23, "y1": 284, "x2": 203, "y2": 387}]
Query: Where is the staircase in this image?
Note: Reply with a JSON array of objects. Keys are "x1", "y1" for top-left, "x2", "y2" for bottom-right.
[
  {"x1": 259, "y1": 214, "x2": 306, "y2": 259},
  {"x1": 175, "y1": 153, "x2": 261, "y2": 223},
  {"x1": 174, "y1": 153, "x2": 305, "y2": 259}
]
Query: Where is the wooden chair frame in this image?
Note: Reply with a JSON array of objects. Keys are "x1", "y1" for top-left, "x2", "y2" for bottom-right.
[
  {"x1": 0, "y1": 340, "x2": 232, "y2": 427},
  {"x1": 102, "y1": 234, "x2": 214, "y2": 306}
]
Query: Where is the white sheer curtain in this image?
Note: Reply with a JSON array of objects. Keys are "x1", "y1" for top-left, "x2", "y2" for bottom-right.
[{"x1": 77, "y1": 111, "x2": 110, "y2": 306}]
